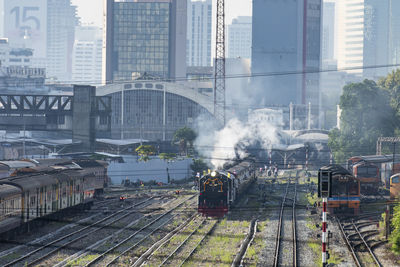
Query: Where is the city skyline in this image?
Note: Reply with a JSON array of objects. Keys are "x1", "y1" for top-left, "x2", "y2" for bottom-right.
[{"x1": 71, "y1": 0, "x2": 252, "y2": 27}]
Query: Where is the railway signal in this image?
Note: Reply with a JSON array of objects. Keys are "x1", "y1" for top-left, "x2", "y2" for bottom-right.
[{"x1": 318, "y1": 169, "x2": 332, "y2": 266}]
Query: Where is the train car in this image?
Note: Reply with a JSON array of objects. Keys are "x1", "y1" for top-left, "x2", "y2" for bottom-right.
[
  {"x1": 0, "y1": 160, "x2": 108, "y2": 237},
  {"x1": 319, "y1": 164, "x2": 360, "y2": 215},
  {"x1": 352, "y1": 162, "x2": 380, "y2": 194},
  {"x1": 390, "y1": 173, "x2": 400, "y2": 199},
  {"x1": 198, "y1": 159, "x2": 256, "y2": 217},
  {"x1": 347, "y1": 154, "x2": 400, "y2": 193}
]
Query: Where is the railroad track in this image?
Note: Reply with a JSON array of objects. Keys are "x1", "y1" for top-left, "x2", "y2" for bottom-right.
[
  {"x1": 273, "y1": 171, "x2": 298, "y2": 267},
  {"x1": 1, "y1": 196, "x2": 160, "y2": 267},
  {"x1": 58, "y1": 194, "x2": 197, "y2": 267},
  {"x1": 336, "y1": 215, "x2": 386, "y2": 267}
]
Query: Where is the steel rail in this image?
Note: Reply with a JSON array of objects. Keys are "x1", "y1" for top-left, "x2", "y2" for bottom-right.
[
  {"x1": 177, "y1": 219, "x2": 219, "y2": 267},
  {"x1": 336, "y1": 217, "x2": 362, "y2": 267},
  {"x1": 352, "y1": 220, "x2": 382, "y2": 267},
  {"x1": 85, "y1": 195, "x2": 196, "y2": 267},
  {"x1": 3, "y1": 197, "x2": 155, "y2": 267},
  {"x1": 130, "y1": 213, "x2": 199, "y2": 267},
  {"x1": 273, "y1": 174, "x2": 291, "y2": 267},
  {"x1": 292, "y1": 172, "x2": 298, "y2": 267},
  {"x1": 158, "y1": 218, "x2": 207, "y2": 267}
]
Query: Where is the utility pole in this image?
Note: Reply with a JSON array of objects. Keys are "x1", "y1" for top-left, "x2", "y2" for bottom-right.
[{"x1": 213, "y1": 0, "x2": 226, "y2": 126}]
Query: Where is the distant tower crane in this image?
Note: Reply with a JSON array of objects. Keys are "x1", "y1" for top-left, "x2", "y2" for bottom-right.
[{"x1": 213, "y1": 0, "x2": 226, "y2": 126}]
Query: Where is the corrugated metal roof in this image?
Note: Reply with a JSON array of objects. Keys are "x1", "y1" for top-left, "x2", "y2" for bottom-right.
[{"x1": 0, "y1": 161, "x2": 36, "y2": 169}]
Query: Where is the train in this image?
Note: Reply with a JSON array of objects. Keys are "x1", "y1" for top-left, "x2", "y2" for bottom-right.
[
  {"x1": 347, "y1": 154, "x2": 400, "y2": 194},
  {"x1": 319, "y1": 164, "x2": 361, "y2": 215},
  {"x1": 0, "y1": 159, "x2": 108, "y2": 238},
  {"x1": 198, "y1": 158, "x2": 257, "y2": 217}
]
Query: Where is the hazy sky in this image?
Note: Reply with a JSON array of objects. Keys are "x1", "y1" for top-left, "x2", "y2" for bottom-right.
[{"x1": 72, "y1": 0, "x2": 252, "y2": 27}]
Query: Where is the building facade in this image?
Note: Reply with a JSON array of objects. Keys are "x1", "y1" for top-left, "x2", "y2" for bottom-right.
[
  {"x1": 322, "y1": 1, "x2": 335, "y2": 63},
  {"x1": 0, "y1": 39, "x2": 34, "y2": 68},
  {"x1": 227, "y1": 16, "x2": 252, "y2": 60},
  {"x1": 186, "y1": 0, "x2": 212, "y2": 67},
  {"x1": 46, "y1": 0, "x2": 79, "y2": 82},
  {"x1": 251, "y1": 0, "x2": 322, "y2": 128},
  {"x1": 97, "y1": 80, "x2": 213, "y2": 140},
  {"x1": 103, "y1": 0, "x2": 187, "y2": 83},
  {"x1": 72, "y1": 26, "x2": 103, "y2": 85},
  {"x1": 337, "y1": 0, "x2": 400, "y2": 79}
]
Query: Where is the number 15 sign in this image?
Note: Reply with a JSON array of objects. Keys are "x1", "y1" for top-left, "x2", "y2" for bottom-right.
[{"x1": 4, "y1": 0, "x2": 47, "y2": 58}]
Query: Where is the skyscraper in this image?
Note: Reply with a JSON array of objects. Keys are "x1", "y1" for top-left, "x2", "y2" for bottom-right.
[
  {"x1": 47, "y1": 0, "x2": 79, "y2": 81},
  {"x1": 322, "y1": 1, "x2": 335, "y2": 63},
  {"x1": 227, "y1": 16, "x2": 252, "y2": 60},
  {"x1": 187, "y1": 0, "x2": 212, "y2": 67},
  {"x1": 337, "y1": 0, "x2": 400, "y2": 78},
  {"x1": 2, "y1": 0, "x2": 78, "y2": 81},
  {"x1": 251, "y1": 0, "x2": 321, "y2": 119},
  {"x1": 103, "y1": 0, "x2": 187, "y2": 83},
  {"x1": 72, "y1": 26, "x2": 103, "y2": 85}
]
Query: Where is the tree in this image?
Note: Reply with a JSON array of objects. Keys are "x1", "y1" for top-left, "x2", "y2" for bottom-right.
[
  {"x1": 172, "y1": 127, "x2": 197, "y2": 156},
  {"x1": 135, "y1": 145, "x2": 155, "y2": 162},
  {"x1": 159, "y1": 153, "x2": 176, "y2": 161},
  {"x1": 328, "y1": 79, "x2": 396, "y2": 163},
  {"x1": 379, "y1": 69, "x2": 400, "y2": 134},
  {"x1": 390, "y1": 203, "x2": 400, "y2": 253},
  {"x1": 190, "y1": 158, "x2": 209, "y2": 177}
]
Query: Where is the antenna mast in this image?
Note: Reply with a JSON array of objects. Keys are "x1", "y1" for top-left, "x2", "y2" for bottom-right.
[{"x1": 213, "y1": 0, "x2": 226, "y2": 126}]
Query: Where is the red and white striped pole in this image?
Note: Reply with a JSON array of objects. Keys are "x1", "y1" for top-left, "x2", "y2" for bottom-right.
[{"x1": 322, "y1": 197, "x2": 328, "y2": 266}]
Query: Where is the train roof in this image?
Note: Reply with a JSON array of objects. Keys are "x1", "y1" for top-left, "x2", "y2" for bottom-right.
[
  {"x1": 0, "y1": 184, "x2": 21, "y2": 198},
  {"x1": 349, "y1": 154, "x2": 400, "y2": 164},
  {"x1": 0, "y1": 161, "x2": 36, "y2": 169},
  {"x1": 319, "y1": 164, "x2": 352, "y2": 175},
  {"x1": 1, "y1": 173, "x2": 59, "y2": 190}
]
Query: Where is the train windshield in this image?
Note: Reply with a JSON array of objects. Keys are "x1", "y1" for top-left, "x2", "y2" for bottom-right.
[
  {"x1": 331, "y1": 180, "x2": 347, "y2": 196},
  {"x1": 356, "y1": 166, "x2": 378, "y2": 178},
  {"x1": 392, "y1": 176, "x2": 400, "y2": 184}
]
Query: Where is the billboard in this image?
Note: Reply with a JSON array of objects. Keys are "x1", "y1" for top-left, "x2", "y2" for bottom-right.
[{"x1": 4, "y1": 0, "x2": 47, "y2": 58}]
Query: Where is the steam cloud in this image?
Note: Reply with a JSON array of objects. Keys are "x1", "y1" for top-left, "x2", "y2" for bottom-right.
[{"x1": 194, "y1": 115, "x2": 281, "y2": 169}]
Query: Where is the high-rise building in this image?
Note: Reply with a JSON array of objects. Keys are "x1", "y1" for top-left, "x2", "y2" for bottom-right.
[
  {"x1": 322, "y1": 1, "x2": 335, "y2": 63},
  {"x1": 103, "y1": 0, "x2": 187, "y2": 83},
  {"x1": 72, "y1": 26, "x2": 103, "y2": 85},
  {"x1": 227, "y1": 16, "x2": 252, "y2": 60},
  {"x1": 0, "y1": 38, "x2": 34, "y2": 68},
  {"x1": 2, "y1": 0, "x2": 78, "y2": 81},
  {"x1": 187, "y1": 0, "x2": 212, "y2": 67},
  {"x1": 47, "y1": 0, "x2": 79, "y2": 82},
  {"x1": 251, "y1": 0, "x2": 321, "y2": 128},
  {"x1": 337, "y1": 0, "x2": 400, "y2": 78}
]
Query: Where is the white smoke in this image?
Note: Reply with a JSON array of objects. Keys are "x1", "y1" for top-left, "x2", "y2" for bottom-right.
[{"x1": 194, "y1": 115, "x2": 282, "y2": 169}]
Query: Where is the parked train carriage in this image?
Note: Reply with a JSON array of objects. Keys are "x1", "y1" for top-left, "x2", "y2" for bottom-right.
[
  {"x1": 0, "y1": 184, "x2": 22, "y2": 233},
  {"x1": 75, "y1": 160, "x2": 109, "y2": 193},
  {"x1": 319, "y1": 165, "x2": 361, "y2": 215},
  {"x1": 390, "y1": 173, "x2": 400, "y2": 199},
  {"x1": 348, "y1": 154, "x2": 400, "y2": 193},
  {"x1": 198, "y1": 171, "x2": 232, "y2": 217},
  {"x1": 352, "y1": 162, "x2": 380, "y2": 194},
  {"x1": 227, "y1": 161, "x2": 256, "y2": 195}
]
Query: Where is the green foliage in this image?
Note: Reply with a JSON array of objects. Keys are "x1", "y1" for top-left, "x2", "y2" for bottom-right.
[
  {"x1": 390, "y1": 203, "x2": 400, "y2": 253},
  {"x1": 328, "y1": 79, "x2": 396, "y2": 163},
  {"x1": 135, "y1": 145, "x2": 155, "y2": 162},
  {"x1": 190, "y1": 158, "x2": 208, "y2": 176},
  {"x1": 172, "y1": 126, "x2": 197, "y2": 156},
  {"x1": 158, "y1": 153, "x2": 176, "y2": 161}
]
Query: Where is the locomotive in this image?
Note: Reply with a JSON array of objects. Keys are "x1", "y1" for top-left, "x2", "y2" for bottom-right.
[
  {"x1": 198, "y1": 158, "x2": 256, "y2": 217},
  {"x1": 319, "y1": 164, "x2": 360, "y2": 214},
  {"x1": 0, "y1": 159, "x2": 108, "y2": 237}
]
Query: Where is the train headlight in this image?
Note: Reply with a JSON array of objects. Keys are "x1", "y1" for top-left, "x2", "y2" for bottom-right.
[{"x1": 211, "y1": 171, "x2": 217, "y2": 177}]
